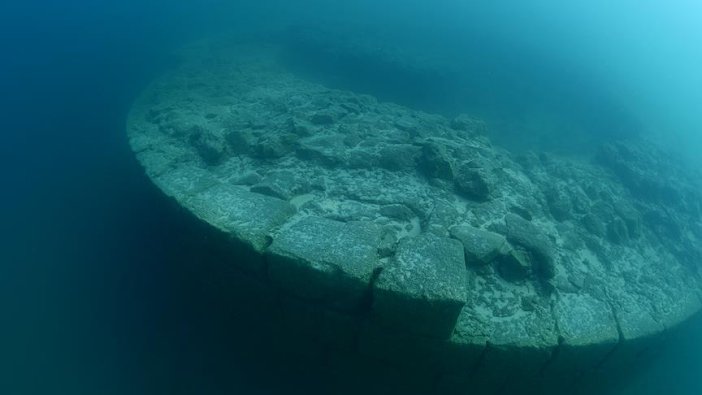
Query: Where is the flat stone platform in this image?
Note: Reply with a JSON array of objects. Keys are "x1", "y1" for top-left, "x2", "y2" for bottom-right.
[{"x1": 127, "y1": 41, "x2": 702, "y2": 394}]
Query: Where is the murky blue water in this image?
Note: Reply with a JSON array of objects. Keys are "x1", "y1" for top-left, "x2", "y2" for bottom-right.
[{"x1": 2, "y1": 1, "x2": 701, "y2": 394}]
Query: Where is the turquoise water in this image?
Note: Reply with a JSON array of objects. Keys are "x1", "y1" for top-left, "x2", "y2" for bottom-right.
[{"x1": 2, "y1": 1, "x2": 701, "y2": 394}]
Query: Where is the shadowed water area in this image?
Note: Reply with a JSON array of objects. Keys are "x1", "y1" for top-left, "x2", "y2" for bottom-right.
[{"x1": 2, "y1": 1, "x2": 702, "y2": 395}]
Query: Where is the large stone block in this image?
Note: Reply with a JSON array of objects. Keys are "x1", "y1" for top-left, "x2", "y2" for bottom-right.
[
  {"x1": 153, "y1": 164, "x2": 218, "y2": 199},
  {"x1": 183, "y1": 182, "x2": 296, "y2": 274},
  {"x1": 372, "y1": 233, "x2": 467, "y2": 339},
  {"x1": 577, "y1": 290, "x2": 666, "y2": 394},
  {"x1": 542, "y1": 292, "x2": 620, "y2": 393},
  {"x1": 267, "y1": 216, "x2": 382, "y2": 310},
  {"x1": 187, "y1": 182, "x2": 296, "y2": 249},
  {"x1": 448, "y1": 289, "x2": 558, "y2": 395}
]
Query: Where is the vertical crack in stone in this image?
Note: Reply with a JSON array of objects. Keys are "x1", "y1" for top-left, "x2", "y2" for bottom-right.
[
  {"x1": 468, "y1": 341, "x2": 490, "y2": 376},
  {"x1": 360, "y1": 266, "x2": 384, "y2": 313},
  {"x1": 538, "y1": 298, "x2": 564, "y2": 377},
  {"x1": 591, "y1": 300, "x2": 624, "y2": 372}
]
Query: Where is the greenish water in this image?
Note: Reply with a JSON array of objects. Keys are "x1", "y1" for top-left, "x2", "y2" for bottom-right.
[{"x1": 2, "y1": 1, "x2": 701, "y2": 394}]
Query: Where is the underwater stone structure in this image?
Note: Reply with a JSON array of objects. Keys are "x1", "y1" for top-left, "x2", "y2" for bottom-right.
[{"x1": 128, "y1": 42, "x2": 702, "y2": 394}]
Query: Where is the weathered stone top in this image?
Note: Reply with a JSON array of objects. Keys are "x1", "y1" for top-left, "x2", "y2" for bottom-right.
[{"x1": 128, "y1": 42, "x2": 702, "y2": 351}]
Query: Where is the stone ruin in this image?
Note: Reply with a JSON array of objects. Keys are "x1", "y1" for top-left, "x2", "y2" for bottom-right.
[{"x1": 127, "y1": 42, "x2": 702, "y2": 394}]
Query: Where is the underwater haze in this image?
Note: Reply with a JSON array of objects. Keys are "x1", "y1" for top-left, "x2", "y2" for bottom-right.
[{"x1": 2, "y1": 1, "x2": 702, "y2": 394}]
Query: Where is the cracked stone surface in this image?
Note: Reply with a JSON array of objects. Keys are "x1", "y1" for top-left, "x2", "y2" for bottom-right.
[{"x1": 127, "y1": 41, "x2": 702, "y2": 391}]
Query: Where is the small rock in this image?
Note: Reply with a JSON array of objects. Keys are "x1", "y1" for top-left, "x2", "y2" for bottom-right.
[
  {"x1": 509, "y1": 205, "x2": 533, "y2": 221},
  {"x1": 449, "y1": 224, "x2": 507, "y2": 266},
  {"x1": 225, "y1": 129, "x2": 256, "y2": 154},
  {"x1": 346, "y1": 149, "x2": 379, "y2": 169},
  {"x1": 454, "y1": 162, "x2": 491, "y2": 201},
  {"x1": 297, "y1": 135, "x2": 344, "y2": 166},
  {"x1": 613, "y1": 202, "x2": 641, "y2": 239},
  {"x1": 427, "y1": 199, "x2": 459, "y2": 229},
  {"x1": 450, "y1": 114, "x2": 486, "y2": 135},
  {"x1": 546, "y1": 185, "x2": 573, "y2": 221},
  {"x1": 582, "y1": 201, "x2": 613, "y2": 237},
  {"x1": 607, "y1": 217, "x2": 629, "y2": 244},
  {"x1": 250, "y1": 170, "x2": 309, "y2": 200},
  {"x1": 343, "y1": 133, "x2": 362, "y2": 147},
  {"x1": 189, "y1": 130, "x2": 225, "y2": 165},
  {"x1": 419, "y1": 141, "x2": 454, "y2": 180},
  {"x1": 310, "y1": 112, "x2": 335, "y2": 125},
  {"x1": 285, "y1": 118, "x2": 312, "y2": 137},
  {"x1": 378, "y1": 229, "x2": 398, "y2": 257},
  {"x1": 498, "y1": 247, "x2": 532, "y2": 281},
  {"x1": 378, "y1": 144, "x2": 421, "y2": 171},
  {"x1": 380, "y1": 204, "x2": 415, "y2": 221},
  {"x1": 394, "y1": 117, "x2": 418, "y2": 133},
  {"x1": 503, "y1": 213, "x2": 556, "y2": 280},
  {"x1": 231, "y1": 172, "x2": 262, "y2": 186},
  {"x1": 255, "y1": 133, "x2": 297, "y2": 159}
]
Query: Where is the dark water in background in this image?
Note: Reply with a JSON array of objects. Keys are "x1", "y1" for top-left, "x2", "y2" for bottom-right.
[{"x1": 2, "y1": 1, "x2": 701, "y2": 394}]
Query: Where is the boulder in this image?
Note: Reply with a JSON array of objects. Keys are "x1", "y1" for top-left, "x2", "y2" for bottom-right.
[
  {"x1": 378, "y1": 144, "x2": 421, "y2": 171},
  {"x1": 418, "y1": 141, "x2": 454, "y2": 180},
  {"x1": 189, "y1": 130, "x2": 225, "y2": 165},
  {"x1": 546, "y1": 185, "x2": 573, "y2": 221},
  {"x1": 503, "y1": 213, "x2": 556, "y2": 279},
  {"x1": 497, "y1": 247, "x2": 532, "y2": 281},
  {"x1": 254, "y1": 133, "x2": 298, "y2": 159},
  {"x1": 449, "y1": 224, "x2": 506, "y2": 266},
  {"x1": 454, "y1": 162, "x2": 492, "y2": 201}
]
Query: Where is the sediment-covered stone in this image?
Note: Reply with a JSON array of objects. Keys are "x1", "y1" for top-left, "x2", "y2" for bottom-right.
[
  {"x1": 372, "y1": 233, "x2": 467, "y2": 338},
  {"x1": 267, "y1": 216, "x2": 381, "y2": 310},
  {"x1": 449, "y1": 224, "x2": 507, "y2": 267},
  {"x1": 185, "y1": 182, "x2": 296, "y2": 252},
  {"x1": 448, "y1": 273, "x2": 558, "y2": 393},
  {"x1": 503, "y1": 213, "x2": 556, "y2": 280},
  {"x1": 543, "y1": 292, "x2": 620, "y2": 391}
]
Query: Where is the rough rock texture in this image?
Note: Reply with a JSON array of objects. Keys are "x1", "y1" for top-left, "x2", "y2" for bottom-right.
[
  {"x1": 128, "y1": 42, "x2": 702, "y2": 394},
  {"x1": 267, "y1": 216, "x2": 381, "y2": 310},
  {"x1": 372, "y1": 233, "x2": 467, "y2": 339}
]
